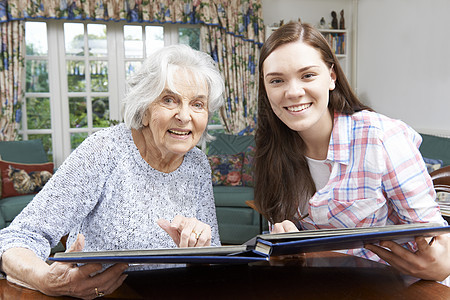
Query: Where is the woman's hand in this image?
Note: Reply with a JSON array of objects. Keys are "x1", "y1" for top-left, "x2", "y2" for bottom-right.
[
  {"x1": 365, "y1": 234, "x2": 450, "y2": 281},
  {"x1": 3, "y1": 234, "x2": 128, "y2": 299},
  {"x1": 157, "y1": 215, "x2": 211, "y2": 247},
  {"x1": 271, "y1": 220, "x2": 300, "y2": 233}
]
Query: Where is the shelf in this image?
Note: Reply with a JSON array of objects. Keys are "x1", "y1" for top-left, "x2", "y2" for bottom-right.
[{"x1": 318, "y1": 29, "x2": 347, "y2": 34}]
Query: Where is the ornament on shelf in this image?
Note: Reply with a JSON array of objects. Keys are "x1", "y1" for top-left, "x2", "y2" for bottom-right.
[
  {"x1": 319, "y1": 17, "x2": 326, "y2": 29},
  {"x1": 331, "y1": 11, "x2": 338, "y2": 29},
  {"x1": 339, "y1": 9, "x2": 345, "y2": 29}
]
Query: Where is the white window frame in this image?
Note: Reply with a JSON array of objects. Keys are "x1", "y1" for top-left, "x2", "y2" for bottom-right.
[{"x1": 23, "y1": 20, "x2": 220, "y2": 167}]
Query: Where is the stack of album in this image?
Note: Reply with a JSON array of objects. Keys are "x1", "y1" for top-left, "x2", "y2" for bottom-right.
[{"x1": 436, "y1": 192, "x2": 450, "y2": 217}]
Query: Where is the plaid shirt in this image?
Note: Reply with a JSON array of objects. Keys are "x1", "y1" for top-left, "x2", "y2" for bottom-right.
[{"x1": 299, "y1": 111, "x2": 445, "y2": 261}]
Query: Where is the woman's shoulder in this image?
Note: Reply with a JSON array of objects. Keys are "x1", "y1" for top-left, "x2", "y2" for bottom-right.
[
  {"x1": 78, "y1": 124, "x2": 131, "y2": 149},
  {"x1": 65, "y1": 124, "x2": 132, "y2": 164}
]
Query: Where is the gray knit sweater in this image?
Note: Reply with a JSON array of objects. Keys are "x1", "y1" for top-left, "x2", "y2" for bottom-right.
[{"x1": 0, "y1": 124, "x2": 220, "y2": 261}]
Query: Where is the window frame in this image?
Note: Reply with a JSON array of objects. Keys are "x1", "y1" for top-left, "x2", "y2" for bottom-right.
[{"x1": 22, "y1": 20, "x2": 221, "y2": 166}]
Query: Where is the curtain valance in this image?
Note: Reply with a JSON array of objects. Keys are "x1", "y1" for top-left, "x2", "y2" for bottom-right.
[{"x1": 0, "y1": 0, "x2": 264, "y2": 46}]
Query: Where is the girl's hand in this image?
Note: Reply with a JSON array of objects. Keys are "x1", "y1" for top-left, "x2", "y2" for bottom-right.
[
  {"x1": 365, "y1": 234, "x2": 450, "y2": 281},
  {"x1": 271, "y1": 220, "x2": 299, "y2": 233},
  {"x1": 157, "y1": 215, "x2": 212, "y2": 247}
]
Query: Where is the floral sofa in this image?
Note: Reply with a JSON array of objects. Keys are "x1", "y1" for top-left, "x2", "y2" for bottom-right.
[
  {"x1": 0, "y1": 140, "x2": 54, "y2": 229},
  {"x1": 419, "y1": 133, "x2": 450, "y2": 221},
  {"x1": 207, "y1": 133, "x2": 267, "y2": 244},
  {"x1": 420, "y1": 133, "x2": 450, "y2": 169}
]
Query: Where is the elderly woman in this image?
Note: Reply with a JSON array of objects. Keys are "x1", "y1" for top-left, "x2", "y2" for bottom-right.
[{"x1": 0, "y1": 44, "x2": 224, "y2": 299}]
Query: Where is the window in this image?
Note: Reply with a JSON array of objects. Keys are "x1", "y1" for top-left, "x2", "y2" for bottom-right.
[{"x1": 23, "y1": 21, "x2": 217, "y2": 166}]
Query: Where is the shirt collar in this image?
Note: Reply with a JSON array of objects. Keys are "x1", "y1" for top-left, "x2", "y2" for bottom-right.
[{"x1": 327, "y1": 113, "x2": 352, "y2": 165}]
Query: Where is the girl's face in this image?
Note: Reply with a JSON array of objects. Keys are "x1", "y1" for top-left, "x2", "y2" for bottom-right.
[{"x1": 262, "y1": 41, "x2": 336, "y2": 136}]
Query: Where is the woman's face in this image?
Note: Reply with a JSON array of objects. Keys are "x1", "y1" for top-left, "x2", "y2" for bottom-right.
[
  {"x1": 142, "y1": 69, "x2": 209, "y2": 157},
  {"x1": 262, "y1": 40, "x2": 336, "y2": 136}
]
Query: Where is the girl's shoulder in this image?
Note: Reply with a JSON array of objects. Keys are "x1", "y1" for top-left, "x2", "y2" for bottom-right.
[{"x1": 347, "y1": 111, "x2": 421, "y2": 145}]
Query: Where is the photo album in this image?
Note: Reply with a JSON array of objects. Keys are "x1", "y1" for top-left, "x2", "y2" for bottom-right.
[{"x1": 50, "y1": 222, "x2": 450, "y2": 265}]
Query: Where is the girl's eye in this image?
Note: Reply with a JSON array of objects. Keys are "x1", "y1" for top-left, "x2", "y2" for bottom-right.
[
  {"x1": 269, "y1": 78, "x2": 283, "y2": 84},
  {"x1": 303, "y1": 73, "x2": 316, "y2": 79}
]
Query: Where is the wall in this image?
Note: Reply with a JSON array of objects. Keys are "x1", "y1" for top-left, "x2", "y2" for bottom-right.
[
  {"x1": 357, "y1": 0, "x2": 450, "y2": 137},
  {"x1": 262, "y1": 0, "x2": 450, "y2": 136},
  {"x1": 262, "y1": 0, "x2": 355, "y2": 82}
]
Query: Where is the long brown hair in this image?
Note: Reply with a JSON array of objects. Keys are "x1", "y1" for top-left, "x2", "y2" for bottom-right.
[{"x1": 254, "y1": 22, "x2": 371, "y2": 224}]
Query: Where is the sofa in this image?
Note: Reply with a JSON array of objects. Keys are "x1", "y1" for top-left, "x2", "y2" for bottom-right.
[
  {"x1": 0, "y1": 139, "x2": 53, "y2": 229},
  {"x1": 419, "y1": 133, "x2": 450, "y2": 167},
  {"x1": 207, "y1": 133, "x2": 268, "y2": 244}
]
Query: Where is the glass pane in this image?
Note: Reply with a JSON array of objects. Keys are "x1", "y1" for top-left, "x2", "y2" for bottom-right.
[
  {"x1": 208, "y1": 128, "x2": 225, "y2": 136},
  {"x1": 145, "y1": 26, "x2": 164, "y2": 57},
  {"x1": 90, "y1": 61, "x2": 108, "y2": 92},
  {"x1": 28, "y1": 134, "x2": 53, "y2": 162},
  {"x1": 26, "y1": 97, "x2": 51, "y2": 129},
  {"x1": 64, "y1": 23, "x2": 84, "y2": 56},
  {"x1": 124, "y1": 25, "x2": 143, "y2": 58},
  {"x1": 26, "y1": 60, "x2": 49, "y2": 92},
  {"x1": 25, "y1": 22, "x2": 48, "y2": 56},
  {"x1": 92, "y1": 97, "x2": 109, "y2": 128},
  {"x1": 179, "y1": 28, "x2": 200, "y2": 50},
  {"x1": 67, "y1": 61, "x2": 86, "y2": 92},
  {"x1": 87, "y1": 23, "x2": 107, "y2": 57},
  {"x1": 69, "y1": 97, "x2": 87, "y2": 128},
  {"x1": 209, "y1": 111, "x2": 222, "y2": 126},
  {"x1": 71, "y1": 132, "x2": 88, "y2": 152},
  {"x1": 125, "y1": 61, "x2": 142, "y2": 79}
]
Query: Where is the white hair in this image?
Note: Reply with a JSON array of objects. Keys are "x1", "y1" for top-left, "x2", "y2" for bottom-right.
[{"x1": 122, "y1": 44, "x2": 225, "y2": 143}]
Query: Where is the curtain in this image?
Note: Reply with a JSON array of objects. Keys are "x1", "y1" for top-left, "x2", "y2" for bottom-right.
[
  {"x1": 1, "y1": 0, "x2": 264, "y2": 135},
  {"x1": 0, "y1": 20, "x2": 24, "y2": 141},
  {"x1": 201, "y1": 1, "x2": 262, "y2": 135}
]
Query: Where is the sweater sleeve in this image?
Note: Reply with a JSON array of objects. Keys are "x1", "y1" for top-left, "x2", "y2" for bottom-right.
[{"x1": 0, "y1": 130, "x2": 115, "y2": 260}]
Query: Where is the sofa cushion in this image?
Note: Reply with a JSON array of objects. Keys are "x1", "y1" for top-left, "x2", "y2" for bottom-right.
[
  {"x1": 208, "y1": 133, "x2": 255, "y2": 155},
  {"x1": 242, "y1": 145, "x2": 255, "y2": 187},
  {"x1": 208, "y1": 153, "x2": 244, "y2": 186},
  {"x1": 0, "y1": 194, "x2": 35, "y2": 223},
  {"x1": 0, "y1": 160, "x2": 54, "y2": 198},
  {"x1": 216, "y1": 207, "x2": 261, "y2": 244},
  {"x1": 0, "y1": 140, "x2": 48, "y2": 164},
  {"x1": 213, "y1": 186, "x2": 254, "y2": 207},
  {"x1": 419, "y1": 134, "x2": 450, "y2": 166}
]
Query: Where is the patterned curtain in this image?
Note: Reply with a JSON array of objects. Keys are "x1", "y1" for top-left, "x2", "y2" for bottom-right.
[
  {"x1": 0, "y1": 20, "x2": 24, "y2": 141},
  {"x1": 201, "y1": 1, "x2": 262, "y2": 135},
  {"x1": 0, "y1": 0, "x2": 264, "y2": 135}
]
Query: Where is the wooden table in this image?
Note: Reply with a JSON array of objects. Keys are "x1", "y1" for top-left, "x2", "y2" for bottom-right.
[{"x1": 1, "y1": 251, "x2": 449, "y2": 299}]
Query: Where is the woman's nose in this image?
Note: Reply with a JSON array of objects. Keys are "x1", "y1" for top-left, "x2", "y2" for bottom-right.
[{"x1": 175, "y1": 105, "x2": 192, "y2": 123}]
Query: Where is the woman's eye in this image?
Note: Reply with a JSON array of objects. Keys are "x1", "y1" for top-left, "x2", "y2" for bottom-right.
[
  {"x1": 162, "y1": 97, "x2": 176, "y2": 106},
  {"x1": 192, "y1": 102, "x2": 205, "y2": 110}
]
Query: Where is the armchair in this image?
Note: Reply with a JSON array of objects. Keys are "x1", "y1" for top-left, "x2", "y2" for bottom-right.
[{"x1": 0, "y1": 140, "x2": 50, "y2": 228}]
